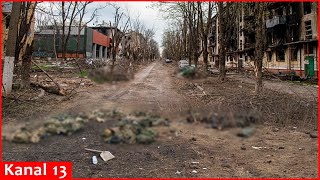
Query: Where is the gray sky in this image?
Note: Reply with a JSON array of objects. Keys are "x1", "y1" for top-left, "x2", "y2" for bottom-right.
[{"x1": 84, "y1": 2, "x2": 166, "y2": 52}]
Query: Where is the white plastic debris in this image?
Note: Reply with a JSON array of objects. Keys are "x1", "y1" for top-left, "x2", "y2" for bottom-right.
[
  {"x1": 203, "y1": 167, "x2": 207, "y2": 170},
  {"x1": 252, "y1": 146, "x2": 267, "y2": 150},
  {"x1": 92, "y1": 156, "x2": 98, "y2": 164},
  {"x1": 175, "y1": 170, "x2": 182, "y2": 175},
  {"x1": 192, "y1": 170, "x2": 198, "y2": 173}
]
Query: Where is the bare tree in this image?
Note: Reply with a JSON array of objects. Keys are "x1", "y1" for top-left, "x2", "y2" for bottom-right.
[
  {"x1": 218, "y1": 2, "x2": 226, "y2": 81},
  {"x1": 198, "y1": 2, "x2": 215, "y2": 70},
  {"x1": 75, "y1": 2, "x2": 106, "y2": 59},
  {"x1": 254, "y1": 3, "x2": 266, "y2": 93},
  {"x1": 19, "y1": 2, "x2": 38, "y2": 88},
  {"x1": 61, "y1": 2, "x2": 79, "y2": 63},
  {"x1": 109, "y1": 5, "x2": 130, "y2": 76},
  {"x1": 2, "y1": 2, "x2": 22, "y2": 95}
]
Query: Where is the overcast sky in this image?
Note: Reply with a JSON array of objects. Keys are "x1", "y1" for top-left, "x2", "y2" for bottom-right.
[{"x1": 84, "y1": 2, "x2": 166, "y2": 52}]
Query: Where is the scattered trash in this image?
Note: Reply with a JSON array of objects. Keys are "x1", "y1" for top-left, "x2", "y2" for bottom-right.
[
  {"x1": 85, "y1": 148, "x2": 115, "y2": 162},
  {"x1": 175, "y1": 170, "x2": 182, "y2": 175},
  {"x1": 298, "y1": 147, "x2": 304, "y2": 150},
  {"x1": 202, "y1": 167, "x2": 207, "y2": 170},
  {"x1": 92, "y1": 156, "x2": 98, "y2": 165},
  {"x1": 309, "y1": 131, "x2": 318, "y2": 138},
  {"x1": 237, "y1": 127, "x2": 256, "y2": 138},
  {"x1": 82, "y1": 138, "x2": 86, "y2": 140},
  {"x1": 191, "y1": 161, "x2": 200, "y2": 164}
]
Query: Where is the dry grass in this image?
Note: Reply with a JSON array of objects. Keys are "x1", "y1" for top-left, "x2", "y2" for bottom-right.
[{"x1": 179, "y1": 77, "x2": 317, "y2": 129}]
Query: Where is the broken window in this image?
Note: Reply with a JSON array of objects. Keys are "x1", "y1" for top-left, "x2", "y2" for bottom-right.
[
  {"x1": 267, "y1": 51, "x2": 272, "y2": 62},
  {"x1": 305, "y1": 20, "x2": 312, "y2": 40},
  {"x1": 304, "y1": 44, "x2": 314, "y2": 54},
  {"x1": 276, "y1": 49, "x2": 285, "y2": 62},
  {"x1": 290, "y1": 48, "x2": 298, "y2": 61},
  {"x1": 277, "y1": 7, "x2": 283, "y2": 16},
  {"x1": 303, "y1": 2, "x2": 312, "y2": 15},
  {"x1": 240, "y1": 40, "x2": 243, "y2": 50}
]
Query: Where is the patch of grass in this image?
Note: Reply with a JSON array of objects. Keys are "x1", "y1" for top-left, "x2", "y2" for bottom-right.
[{"x1": 79, "y1": 71, "x2": 88, "y2": 78}]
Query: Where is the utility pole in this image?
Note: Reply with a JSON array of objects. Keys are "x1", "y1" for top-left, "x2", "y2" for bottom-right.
[{"x1": 2, "y1": 2, "x2": 22, "y2": 96}]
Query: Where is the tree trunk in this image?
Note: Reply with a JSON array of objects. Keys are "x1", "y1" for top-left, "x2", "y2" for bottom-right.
[
  {"x1": 254, "y1": 3, "x2": 265, "y2": 94},
  {"x1": 20, "y1": 43, "x2": 33, "y2": 88},
  {"x1": 61, "y1": 2, "x2": 66, "y2": 64},
  {"x1": 2, "y1": 2, "x2": 22, "y2": 96},
  {"x1": 218, "y1": 2, "x2": 226, "y2": 81},
  {"x1": 203, "y1": 38, "x2": 209, "y2": 69}
]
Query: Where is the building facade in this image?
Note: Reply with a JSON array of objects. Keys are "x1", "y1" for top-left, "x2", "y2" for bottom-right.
[
  {"x1": 209, "y1": 2, "x2": 318, "y2": 78},
  {"x1": 33, "y1": 26, "x2": 111, "y2": 59}
]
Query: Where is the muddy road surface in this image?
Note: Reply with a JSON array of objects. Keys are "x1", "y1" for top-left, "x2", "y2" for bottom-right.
[{"x1": 2, "y1": 61, "x2": 318, "y2": 178}]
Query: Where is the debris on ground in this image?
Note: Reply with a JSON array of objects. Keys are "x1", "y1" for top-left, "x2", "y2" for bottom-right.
[
  {"x1": 180, "y1": 66, "x2": 196, "y2": 78},
  {"x1": 237, "y1": 126, "x2": 256, "y2": 138},
  {"x1": 187, "y1": 112, "x2": 257, "y2": 130},
  {"x1": 252, "y1": 146, "x2": 267, "y2": 150},
  {"x1": 309, "y1": 131, "x2": 318, "y2": 138},
  {"x1": 88, "y1": 65, "x2": 134, "y2": 83},
  {"x1": 44, "y1": 116, "x2": 87, "y2": 135},
  {"x1": 102, "y1": 113, "x2": 170, "y2": 144},
  {"x1": 92, "y1": 156, "x2": 98, "y2": 165},
  {"x1": 88, "y1": 109, "x2": 125, "y2": 123},
  {"x1": 178, "y1": 66, "x2": 206, "y2": 79},
  {"x1": 85, "y1": 148, "x2": 115, "y2": 162},
  {"x1": 11, "y1": 114, "x2": 88, "y2": 143}
]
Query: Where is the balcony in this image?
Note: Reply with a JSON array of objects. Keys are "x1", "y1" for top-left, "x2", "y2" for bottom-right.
[{"x1": 266, "y1": 15, "x2": 286, "y2": 28}]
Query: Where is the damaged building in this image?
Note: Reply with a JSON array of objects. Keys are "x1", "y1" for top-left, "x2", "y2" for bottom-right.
[
  {"x1": 209, "y1": 2, "x2": 318, "y2": 78},
  {"x1": 33, "y1": 26, "x2": 111, "y2": 59}
]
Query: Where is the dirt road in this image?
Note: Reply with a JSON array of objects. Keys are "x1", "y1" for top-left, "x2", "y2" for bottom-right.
[{"x1": 2, "y1": 61, "x2": 318, "y2": 178}]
